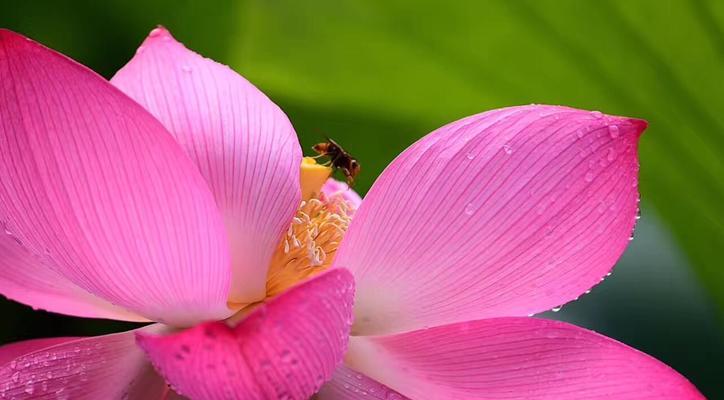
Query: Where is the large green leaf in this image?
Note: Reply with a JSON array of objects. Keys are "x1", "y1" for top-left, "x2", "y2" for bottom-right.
[{"x1": 230, "y1": 0, "x2": 724, "y2": 314}]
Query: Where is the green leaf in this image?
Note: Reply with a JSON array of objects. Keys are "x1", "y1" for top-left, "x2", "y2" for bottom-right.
[
  {"x1": 0, "y1": 0, "x2": 242, "y2": 78},
  {"x1": 230, "y1": 0, "x2": 724, "y2": 314}
]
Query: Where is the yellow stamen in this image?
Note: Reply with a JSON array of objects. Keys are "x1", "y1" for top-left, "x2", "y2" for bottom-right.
[
  {"x1": 226, "y1": 159, "x2": 354, "y2": 326},
  {"x1": 266, "y1": 194, "x2": 352, "y2": 297},
  {"x1": 300, "y1": 157, "x2": 332, "y2": 201}
]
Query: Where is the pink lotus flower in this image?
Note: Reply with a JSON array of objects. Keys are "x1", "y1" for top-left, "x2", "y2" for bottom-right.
[{"x1": 0, "y1": 27, "x2": 703, "y2": 400}]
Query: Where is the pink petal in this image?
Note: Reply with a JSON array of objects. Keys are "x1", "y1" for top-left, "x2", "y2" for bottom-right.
[
  {"x1": 0, "y1": 326, "x2": 169, "y2": 399},
  {"x1": 322, "y1": 179, "x2": 363, "y2": 211},
  {"x1": 335, "y1": 105, "x2": 646, "y2": 334},
  {"x1": 0, "y1": 338, "x2": 76, "y2": 366},
  {"x1": 137, "y1": 269, "x2": 355, "y2": 399},
  {"x1": 0, "y1": 29, "x2": 232, "y2": 325},
  {"x1": 346, "y1": 317, "x2": 703, "y2": 400},
  {"x1": 112, "y1": 27, "x2": 302, "y2": 304},
  {"x1": 0, "y1": 234, "x2": 146, "y2": 322},
  {"x1": 316, "y1": 365, "x2": 410, "y2": 399}
]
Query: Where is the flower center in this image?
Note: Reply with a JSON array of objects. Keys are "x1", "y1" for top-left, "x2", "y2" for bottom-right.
[
  {"x1": 226, "y1": 158, "x2": 354, "y2": 325},
  {"x1": 265, "y1": 194, "x2": 352, "y2": 297},
  {"x1": 264, "y1": 157, "x2": 356, "y2": 298}
]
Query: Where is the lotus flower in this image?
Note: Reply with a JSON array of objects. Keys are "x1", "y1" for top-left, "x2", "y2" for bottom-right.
[{"x1": 0, "y1": 27, "x2": 703, "y2": 400}]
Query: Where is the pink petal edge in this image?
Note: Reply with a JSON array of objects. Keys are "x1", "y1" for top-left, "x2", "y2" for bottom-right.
[
  {"x1": 336, "y1": 105, "x2": 646, "y2": 334},
  {"x1": 315, "y1": 365, "x2": 410, "y2": 399},
  {"x1": 0, "y1": 326, "x2": 169, "y2": 400},
  {"x1": 0, "y1": 29, "x2": 232, "y2": 325},
  {"x1": 137, "y1": 268, "x2": 355, "y2": 400},
  {"x1": 346, "y1": 317, "x2": 704, "y2": 400},
  {"x1": 112, "y1": 27, "x2": 302, "y2": 304}
]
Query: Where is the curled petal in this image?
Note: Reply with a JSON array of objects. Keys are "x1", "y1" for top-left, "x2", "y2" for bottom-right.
[
  {"x1": 138, "y1": 269, "x2": 355, "y2": 400},
  {"x1": 347, "y1": 317, "x2": 704, "y2": 400},
  {"x1": 0, "y1": 327, "x2": 168, "y2": 399},
  {"x1": 112, "y1": 27, "x2": 302, "y2": 304},
  {"x1": 335, "y1": 105, "x2": 646, "y2": 334},
  {"x1": 0, "y1": 29, "x2": 232, "y2": 325}
]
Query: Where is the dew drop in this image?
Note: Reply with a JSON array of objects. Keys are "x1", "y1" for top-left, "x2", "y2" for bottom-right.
[
  {"x1": 181, "y1": 65, "x2": 192, "y2": 73},
  {"x1": 464, "y1": 203, "x2": 475, "y2": 216},
  {"x1": 606, "y1": 148, "x2": 616, "y2": 162},
  {"x1": 502, "y1": 144, "x2": 513, "y2": 155},
  {"x1": 280, "y1": 349, "x2": 293, "y2": 363},
  {"x1": 465, "y1": 152, "x2": 475, "y2": 160},
  {"x1": 544, "y1": 225, "x2": 554, "y2": 236},
  {"x1": 591, "y1": 111, "x2": 603, "y2": 119},
  {"x1": 576, "y1": 129, "x2": 585, "y2": 138},
  {"x1": 608, "y1": 125, "x2": 620, "y2": 139},
  {"x1": 584, "y1": 172, "x2": 595, "y2": 182},
  {"x1": 149, "y1": 27, "x2": 163, "y2": 37},
  {"x1": 24, "y1": 383, "x2": 34, "y2": 395},
  {"x1": 551, "y1": 306, "x2": 562, "y2": 312}
]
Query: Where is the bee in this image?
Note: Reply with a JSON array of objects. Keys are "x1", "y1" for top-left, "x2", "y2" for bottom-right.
[{"x1": 312, "y1": 138, "x2": 361, "y2": 187}]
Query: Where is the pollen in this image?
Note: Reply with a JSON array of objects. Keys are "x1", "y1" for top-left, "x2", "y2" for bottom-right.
[{"x1": 266, "y1": 193, "x2": 353, "y2": 297}]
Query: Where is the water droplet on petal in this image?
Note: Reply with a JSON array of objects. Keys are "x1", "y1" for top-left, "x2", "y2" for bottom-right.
[
  {"x1": 181, "y1": 65, "x2": 192, "y2": 73},
  {"x1": 608, "y1": 125, "x2": 620, "y2": 139},
  {"x1": 584, "y1": 172, "x2": 595, "y2": 182},
  {"x1": 606, "y1": 148, "x2": 616, "y2": 161},
  {"x1": 149, "y1": 28, "x2": 163, "y2": 37},
  {"x1": 551, "y1": 306, "x2": 562, "y2": 312},
  {"x1": 466, "y1": 152, "x2": 475, "y2": 160},
  {"x1": 24, "y1": 382, "x2": 35, "y2": 395},
  {"x1": 464, "y1": 203, "x2": 475, "y2": 215},
  {"x1": 280, "y1": 349, "x2": 293, "y2": 363},
  {"x1": 502, "y1": 144, "x2": 513, "y2": 155},
  {"x1": 591, "y1": 111, "x2": 603, "y2": 119}
]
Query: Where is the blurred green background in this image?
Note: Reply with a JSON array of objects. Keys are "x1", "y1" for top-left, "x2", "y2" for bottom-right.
[{"x1": 1, "y1": 0, "x2": 723, "y2": 397}]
